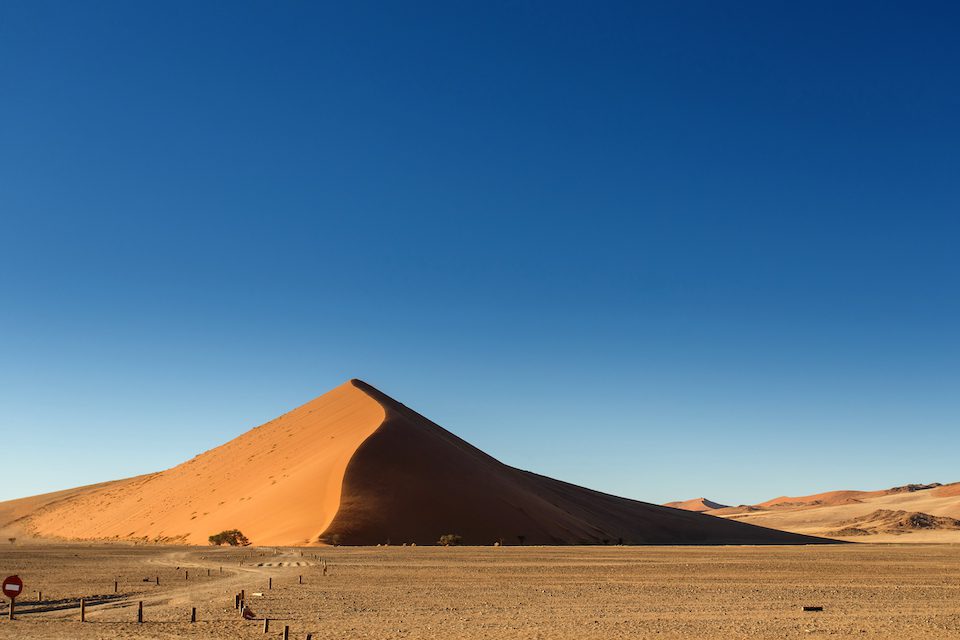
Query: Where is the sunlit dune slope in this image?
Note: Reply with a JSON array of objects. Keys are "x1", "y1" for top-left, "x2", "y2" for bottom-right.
[
  {"x1": 1, "y1": 381, "x2": 384, "y2": 545},
  {"x1": 1, "y1": 380, "x2": 834, "y2": 546}
]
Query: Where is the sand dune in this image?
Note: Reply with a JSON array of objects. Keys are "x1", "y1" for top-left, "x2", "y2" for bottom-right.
[
  {"x1": 1, "y1": 381, "x2": 384, "y2": 546},
  {"x1": 662, "y1": 497, "x2": 729, "y2": 512},
  {"x1": 695, "y1": 482, "x2": 960, "y2": 542},
  {"x1": 756, "y1": 490, "x2": 886, "y2": 509},
  {"x1": 826, "y1": 509, "x2": 960, "y2": 537},
  {"x1": 0, "y1": 380, "x2": 832, "y2": 546}
]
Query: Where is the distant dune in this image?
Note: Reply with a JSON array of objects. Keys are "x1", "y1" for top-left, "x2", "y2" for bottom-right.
[
  {"x1": 663, "y1": 498, "x2": 729, "y2": 512},
  {"x1": 0, "y1": 380, "x2": 834, "y2": 547},
  {"x1": 681, "y1": 482, "x2": 960, "y2": 542}
]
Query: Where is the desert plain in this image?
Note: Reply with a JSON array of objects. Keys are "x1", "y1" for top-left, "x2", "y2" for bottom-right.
[
  {"x1": 3, "y1": 381, "x2": 959, "y2": 639},
  {"x1": 2, "y1": 543, "x2": 960, "y2": 639}
]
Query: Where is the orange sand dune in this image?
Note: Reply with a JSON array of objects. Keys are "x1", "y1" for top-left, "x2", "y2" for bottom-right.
[
  {"x1": 0, "y1": 380, "x2": 833, "y2": 546},
  {"x1": 1, "y1": 381, "x2": 383, "y2": 545},
  {"x1": 662, "y1": 498, "x2": 729, "y2": 512},
  {"x1": 757, "y1": 490, "x2": 886, "y2": 509},
  {"x1": 710, "y1": 482, "x2": 960, "y2": 542},
  {"x1": 933, "y1": 482, "x2": 960, "y2": 498}
]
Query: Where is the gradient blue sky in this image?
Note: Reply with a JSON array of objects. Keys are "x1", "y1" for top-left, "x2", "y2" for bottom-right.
[{"x1": 1, "y1": 2, "x2": 958, "y2": 505}]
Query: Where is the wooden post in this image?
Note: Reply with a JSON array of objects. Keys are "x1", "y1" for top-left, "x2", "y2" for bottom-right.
[
  {"x1": 220, "y1": 566, "x2": 223, "y2": 574},
  {"x1": 298, "y1": 574, "x2": 302, "y2": 584},
  {"x1": 283, "y1": 625, "x2": 290, "y2": 640},
  {"x1": 268, "y1": 577, "x2": 272, "y2": 590},
  {"x1": 114, "y1": 580, "x2": 118, "y2": 593},
  {"x1": 80, "y1": 598, "x2": 86, "y2": 622},
  {"x1": 207, "y1": 568, "x2": 210, "y2": 577},
  {"x1": 137, "y1": 601, "x2": 143, "y2": 623},
  {"x1": 241, "y1": 589, "x2": 245, "y2": 602},
  {"x1": 37, "y1": 591, "x2": 42, "y2": 602},
  {"x1": 185, "y1": 570, "x2": 189, "y2": 580},
  {"x1": 155, "y1": 576, "x2": 160, "y2": 586},
  {"x1": 263, "y1": 618, "x2": 270, "y2": 632},
  {"x1": 190, "y1": 607, "x2": 196, "y2": 623}
]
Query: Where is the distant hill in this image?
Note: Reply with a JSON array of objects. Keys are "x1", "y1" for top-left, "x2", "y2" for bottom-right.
[
  {"x1": 686, "y1": 482, "x2": 960, "y2": 542},
  {"x1": 663, "y1": 497, "x2": 730, "y2": 512}
]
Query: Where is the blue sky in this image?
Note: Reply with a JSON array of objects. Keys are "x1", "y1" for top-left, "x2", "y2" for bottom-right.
[{"x1": 1, "y1": 1, "x2": 958, "y2": 505}]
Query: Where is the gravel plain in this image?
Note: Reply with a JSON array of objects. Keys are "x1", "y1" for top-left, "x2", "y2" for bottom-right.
[{"x1": 1, "y1": 543, "x2": 959, "y2": 639}]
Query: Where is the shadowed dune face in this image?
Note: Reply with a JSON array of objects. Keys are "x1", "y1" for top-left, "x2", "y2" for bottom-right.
[
  {"x1": 322, "y1": 382, "x2": 831, "y2": 546},
  {"x1": 2, "y1": 379, "x2": 835, "y2": 546}
]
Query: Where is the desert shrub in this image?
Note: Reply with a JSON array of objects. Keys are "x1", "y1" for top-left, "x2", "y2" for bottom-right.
[
  {"x1": 320, "y1": 533, "x2": 342, "y2": 546},
  {"x1": 437, "y1": 533, "x2": 463, "y2": 546},
  {"x1": 208, "y1": 529, "x2": 251, "y2": 546}
]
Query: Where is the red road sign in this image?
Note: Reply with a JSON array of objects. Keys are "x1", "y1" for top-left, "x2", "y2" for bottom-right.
[{"x1": 2, "y1": 575, "x2": 23, "y2": 600}]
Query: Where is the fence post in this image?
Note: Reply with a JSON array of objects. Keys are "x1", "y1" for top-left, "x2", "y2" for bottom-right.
[
  {"x1": 137, "y1": 600, "x2": 143, "y2": 623},
  {"x1": 80, "y1": 598, "x2": 86, "y2": 622}
]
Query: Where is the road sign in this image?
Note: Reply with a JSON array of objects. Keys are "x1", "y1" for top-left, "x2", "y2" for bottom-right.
[{"x1": 2, "y1": 575, "x2": 23, "y2": 600}]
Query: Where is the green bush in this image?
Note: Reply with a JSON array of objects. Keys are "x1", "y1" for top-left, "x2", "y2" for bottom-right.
[
  {"x1": 438, "y1": 533, "x2": 463, "y2": 546},
  {"x1": 208, "y1": 529, "x2": 251, "y2": 546}
]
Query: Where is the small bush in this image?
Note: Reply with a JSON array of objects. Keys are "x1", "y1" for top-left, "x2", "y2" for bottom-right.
[
  {"x1": 208, "y1": 529, "x2": 251, "y2": 546},
  {"x1": 320, "y1": 533, "x2": 342, "y2": 546},
  {"x1": 437, "y1": 533, "x2": 463, "y2": 546}
]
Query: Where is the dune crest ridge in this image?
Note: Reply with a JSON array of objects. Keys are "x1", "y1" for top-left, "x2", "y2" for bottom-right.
[{"x1": 1, "y1": 380, "x2": 833, "y2": 546}]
